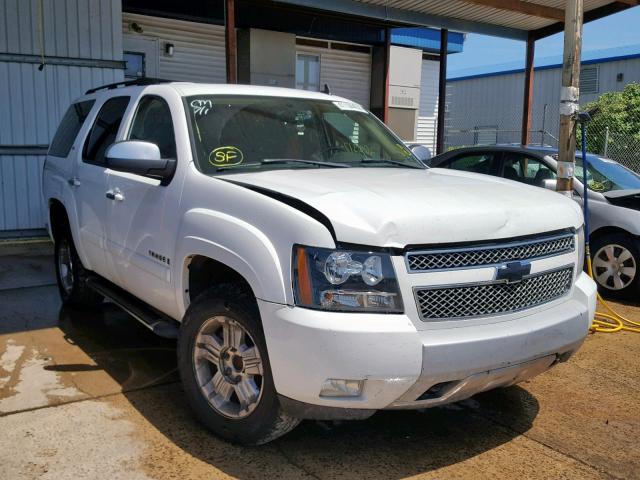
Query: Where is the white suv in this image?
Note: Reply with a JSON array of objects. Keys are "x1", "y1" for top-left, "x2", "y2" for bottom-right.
[{"x1": 43, "y1": 80, "x2": 596, "y2": 444}]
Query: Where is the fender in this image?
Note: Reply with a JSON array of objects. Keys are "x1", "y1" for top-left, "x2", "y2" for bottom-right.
[{"x1": 175, "y1": 208, "x2": 287, "y2": 317}]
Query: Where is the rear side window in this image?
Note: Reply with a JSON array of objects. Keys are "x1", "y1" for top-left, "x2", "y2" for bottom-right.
[
  {"x1": 48, "y1": 100, "x2": 95, "y2": 158},
  {"x1": 128, "y1": 96, "x2": 176, "y2": 158},
  {"x1": 83, "y1": 96, "x2": 130, "y2": 165}
]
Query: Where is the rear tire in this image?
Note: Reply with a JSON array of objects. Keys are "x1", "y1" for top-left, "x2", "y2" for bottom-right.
[
  {"x1": 54, "y1": 227, "x2": 103, "y2": 309},
  {"x1": 590, "y1": 232, "x2": 640, "y2": 300},
  {"x1": 178, "y1": 285, "x2": 300, "y2": 445}
]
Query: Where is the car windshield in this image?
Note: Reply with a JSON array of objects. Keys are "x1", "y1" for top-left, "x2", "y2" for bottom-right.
[
  {"x1": 185, "y1": 95, "x2": 424, "y2": 174},
  {"x1": 574, "y1": 155, "x2": 640, "y2": 193}
]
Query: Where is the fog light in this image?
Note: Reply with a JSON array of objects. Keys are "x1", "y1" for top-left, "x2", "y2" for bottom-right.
[{"x1": 319, "y1": 378, "x2": 364, "y2": 397}]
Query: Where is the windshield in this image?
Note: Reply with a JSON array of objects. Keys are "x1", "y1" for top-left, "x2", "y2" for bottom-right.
[
  {"x1": 185, "y1": 95, "x2": 424, "y2": 173},
  {"x1": 574, "y1": 155, "x2": 640, "y2": 193}
]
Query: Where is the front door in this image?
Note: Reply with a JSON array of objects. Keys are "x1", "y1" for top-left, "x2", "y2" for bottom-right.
[{"x1": 104, "y1": 94, "x2": 180, "y2": 315}]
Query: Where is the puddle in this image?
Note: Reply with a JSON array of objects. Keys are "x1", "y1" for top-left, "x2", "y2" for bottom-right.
[{"x1": 0, "y1": 342, "x2": 85, "y2": 413}]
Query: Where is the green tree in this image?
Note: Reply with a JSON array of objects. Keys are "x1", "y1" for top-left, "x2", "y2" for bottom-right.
[{"x1": 579, "y1": 83, "x2": 640, "y2": 168}]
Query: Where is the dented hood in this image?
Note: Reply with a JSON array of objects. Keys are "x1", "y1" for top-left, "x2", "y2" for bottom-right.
[{"x1": 226, "y1": 167, "x2": 584, "y2": 247}]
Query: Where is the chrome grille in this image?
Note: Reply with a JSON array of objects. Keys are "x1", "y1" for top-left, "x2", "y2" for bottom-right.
[
  {"x1": 415, "y1": 267, "x2": 573, "y2": 321},
  {"x1": 406, "y1": 233, "x2": 574, "y2": 272}
]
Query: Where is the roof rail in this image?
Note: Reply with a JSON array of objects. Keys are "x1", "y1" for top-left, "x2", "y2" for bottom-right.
[{"x1": 85, "y1": 77, "x2": 171, "y2": 95}]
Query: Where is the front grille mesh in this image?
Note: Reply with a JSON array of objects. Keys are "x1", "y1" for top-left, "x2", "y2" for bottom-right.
[
  {"x1": 406, "y1": 234, "x2": 574, "y2": 272},
  {"x1": 415, "y1": 267, "x2": 573, "y2": 320}
]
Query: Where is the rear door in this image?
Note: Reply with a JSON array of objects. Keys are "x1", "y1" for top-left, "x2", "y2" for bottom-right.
[{"x1": 73, "y1": 96, "x2": 131, "y2": 280}]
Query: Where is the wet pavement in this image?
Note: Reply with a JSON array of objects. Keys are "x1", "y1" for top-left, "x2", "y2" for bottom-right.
[{"x1": 1, "y1": 244, "x2": 639, "y2": 479}]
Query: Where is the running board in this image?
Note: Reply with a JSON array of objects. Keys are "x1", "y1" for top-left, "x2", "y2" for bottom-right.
[{"x1": 86, "y1": 276, "x2": 179, "y2": 339}]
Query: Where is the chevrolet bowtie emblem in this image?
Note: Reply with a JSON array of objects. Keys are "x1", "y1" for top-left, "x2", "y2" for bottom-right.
[{"x1": 496, "y1": 261, "x2": 531, "y2": 284}]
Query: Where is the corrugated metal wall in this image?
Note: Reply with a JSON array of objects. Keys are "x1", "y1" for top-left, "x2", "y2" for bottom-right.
[
  {"x1": 297, "y1": 43, "x2": 371, "y2": 108},
  {"x1": 416, "y1": 58, "x2": 439, "y2": 152},
  {"x1": 0, "y1": 0, "x2": 123, "y2": 234},
  {"x1": 446, "y1": 57, "x2": 640, "y2": 148},
  {"x1": 122, "y1": 13, "x2": 226, "y2": 83}
]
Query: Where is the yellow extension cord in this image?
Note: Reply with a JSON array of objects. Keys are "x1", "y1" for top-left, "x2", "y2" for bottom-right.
[{"x1": 586, "y1": 248, "x2": 640, "y2": 333}]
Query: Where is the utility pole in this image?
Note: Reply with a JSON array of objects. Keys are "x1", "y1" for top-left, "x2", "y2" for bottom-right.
[
  {"x1": 556, "y1": 0, "x2": 583, "y2": 197},
  {"x1": 436, "y1": 29, "x2": 448, "y2": 155}
]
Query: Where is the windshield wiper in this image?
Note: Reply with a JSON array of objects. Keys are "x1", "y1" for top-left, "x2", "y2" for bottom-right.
[
  {"x1": 357, "y1": 158, "x2": 425, "y2": 169},
  {"x1": 262, "y1": 158, "x2": 350, "y2": 168},
  {"x1": 216, "y1": 158, "x2": 350, "y2": 171}
]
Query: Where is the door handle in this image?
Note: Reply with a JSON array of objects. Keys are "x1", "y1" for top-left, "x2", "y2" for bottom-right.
[
  {"x1": 105, "y1": 190, "x2": 125, "y2": 201},
  {"x1": 68, "y1": 178, "x2": 81, "y2": 187}
]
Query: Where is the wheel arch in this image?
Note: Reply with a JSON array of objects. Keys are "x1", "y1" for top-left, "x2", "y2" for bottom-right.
[
  {"x1": 185, "y1": 254, "x2": 257, "y2": 304},
  {"x1": 48, "y1": 198, "x2": 69, "y2": 240},
  {"x1": 176, "y1": 237, "x2": 287, "y2": 318},
  {"x1": 589, "y1": 225, "x2": 638, "y2": 243}
]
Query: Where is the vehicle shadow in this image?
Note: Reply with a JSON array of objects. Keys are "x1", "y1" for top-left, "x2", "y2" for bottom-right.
[{"x1": 56, "y1": 305, "x2": 540, "y2": 479}]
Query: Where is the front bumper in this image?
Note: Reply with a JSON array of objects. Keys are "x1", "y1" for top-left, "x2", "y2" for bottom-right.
[{"x1": 259, "y1": 272, "x2": 596, "y2": 417}]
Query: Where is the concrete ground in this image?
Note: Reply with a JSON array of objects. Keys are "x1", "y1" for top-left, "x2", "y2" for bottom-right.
[{"x1": 1, "y1": 243, "x2": 639, "y2": 480}]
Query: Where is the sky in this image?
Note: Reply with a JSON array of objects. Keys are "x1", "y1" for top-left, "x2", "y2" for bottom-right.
[{"x1": 447, "y1": 7, "x2": 640, "y2": 77}]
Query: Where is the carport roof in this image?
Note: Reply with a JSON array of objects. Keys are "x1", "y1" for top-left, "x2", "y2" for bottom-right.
[{"x1": 274, "y1": 0, "x2": 638, "y2": 40}]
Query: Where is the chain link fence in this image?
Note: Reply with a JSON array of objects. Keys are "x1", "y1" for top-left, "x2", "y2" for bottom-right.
[
  {"x1": 444, "y1": 83, "x2": 640, "y2": 174},
  {"x1": 578, "y1": 122, "x2": 640, "y2": 173}
]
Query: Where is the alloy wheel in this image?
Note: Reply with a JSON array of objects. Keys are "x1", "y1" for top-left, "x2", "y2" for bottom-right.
[
  {"x1": 593, "y1": 243, "x2": 637, "y2": 291},
  {"x1": 193, "y1": 316, "x2": 264, "y2": 419}
]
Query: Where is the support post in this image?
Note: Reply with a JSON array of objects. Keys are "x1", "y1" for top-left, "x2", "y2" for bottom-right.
[
  {"x1": 521, "y1": 33, "x2": 535, "y2": 145},
  {"x1": 556, "y1": 0, "x2": 583, "y2": 196},
  {"x1": 225, "y1": 0, "x2": 237, "y2": 84},
  {"x1": 383, "y1": 27, "x2": 391, "y2": 124},
  {"x1": 436, "y1": 29, "x2": 448, "y2": 155}
]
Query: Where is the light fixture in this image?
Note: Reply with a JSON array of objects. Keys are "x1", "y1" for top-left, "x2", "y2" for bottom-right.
[
  {"x1": 129, "y1": 22, "x2": 143, "y2": 33},
  {"x1": 164, "y1": 43, "x2": 174, "y2": 57}
]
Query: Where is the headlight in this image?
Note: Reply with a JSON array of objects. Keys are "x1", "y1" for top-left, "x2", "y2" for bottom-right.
[
  {"x1": 576, "y1": 226, "x2": 585, "y2": 277},
  {"x1": 292, "y1": 245, "x2": 403, "y2": 313}
]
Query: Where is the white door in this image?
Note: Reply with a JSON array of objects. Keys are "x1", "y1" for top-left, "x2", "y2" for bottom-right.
[
  {"x1": 72, "y1": 96, "x2": 132, "y2": 280},
  {"x1": 296, "y1": 41, "x2": 371, "y2": 109},
  {"x1": 123, "y1": 35, "x2": 159, "y2": 79},
  {"x1": 104, "y1": 94, "x2": 180, "y2": 315}
]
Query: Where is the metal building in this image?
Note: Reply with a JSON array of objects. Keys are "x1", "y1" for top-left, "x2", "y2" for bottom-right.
[
  {"x1": 0, "y1": 0, "x2": 464, "y2": 236},
  {"x1": 1, "y1": 0, "x2": 633, "y2": 237},
  {"x1": 1, "y1": 0, "x2": 124, "y2": 237},
  {"x1": 446, "y1": 45, "x2": 640, "y2": 148}
]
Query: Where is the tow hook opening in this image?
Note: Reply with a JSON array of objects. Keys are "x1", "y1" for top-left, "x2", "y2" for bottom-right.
[
  {"x1": 417, "y1": 380, "x2": 460, "y2": 401},
  {"x1": 553, "y1": 350, "x2": 574, "y2": 365}
]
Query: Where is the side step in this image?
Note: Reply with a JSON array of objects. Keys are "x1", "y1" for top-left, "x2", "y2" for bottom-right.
[{"x1": 87, "y1": 276, "x2": 179, "y2": 339}]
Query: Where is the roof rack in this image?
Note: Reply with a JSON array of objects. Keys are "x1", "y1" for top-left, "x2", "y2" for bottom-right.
[{"x1": 85, "y1": 77, "x2": 171, "y2": 95}]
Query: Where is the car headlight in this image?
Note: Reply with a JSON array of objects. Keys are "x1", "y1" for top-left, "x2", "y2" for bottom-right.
[
  {"x1": 576, "y1": 225, "x2": 585, "y2": 278},
  {"x1": 292, "y1": 245, "x2": 403, "y2": 313}
]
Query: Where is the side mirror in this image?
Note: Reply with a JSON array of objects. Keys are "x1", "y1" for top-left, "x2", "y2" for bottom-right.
[
  {"x1": 408, "y1": 144, "x2": 432, "y2": 165},
  {"x1": 105, "y1": 140, "x2": 175, "y2": 185},
  {"x1": 542, "y1": 179, "x2": 557, "y2": 191}
]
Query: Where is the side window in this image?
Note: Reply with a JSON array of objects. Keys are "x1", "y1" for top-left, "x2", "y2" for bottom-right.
[
  {"x1": 83, "y1": 96, "x2": 130, "y2": 165},
  {"x1": 128, "y1": 96, "x2": 176, "y2": 158},
  {"x1": 446, "y1": 154, "x2": 494, "y2": 175},
  {"x1": 503, "y1": 154, "x2": 556, "y2": 186},
  {"x1": 49, "y1": 100, "x2": 95, "y2": 157}
]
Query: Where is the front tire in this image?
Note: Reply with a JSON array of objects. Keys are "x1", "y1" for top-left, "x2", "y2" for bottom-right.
[
  {"x1": 178, "y1": 286, "x2": 300, "y2": 445},
  {"x1": 54, "y1": 227, "x2": 103, "y2": 309},
  {"x1": 591, "y1": 232, "x2": 640, "y2": 300}
]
